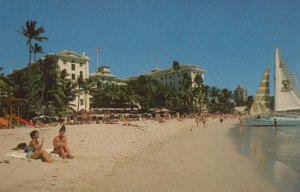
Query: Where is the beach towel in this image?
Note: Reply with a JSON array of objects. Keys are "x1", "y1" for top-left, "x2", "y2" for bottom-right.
[
  {"x1": 6, "y1": 149, "x2": 59, "y2": 159},
  {"x1": 6, "y1": 151, "x2": 27, "y2": 159}
]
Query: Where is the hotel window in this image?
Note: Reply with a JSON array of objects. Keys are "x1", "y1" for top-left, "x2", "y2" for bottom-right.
[
  {"x1": 178, "y1": 74, "x2": 181, "y2": 77},
  {"x1": 165, "y1": 76, "x2": 167, "y2": 79},
  {"x1": 170, "y1": 82, "x2": 172, "y2": 86},
  {"x1": 71, "y1": 64, "x2": 75, "y2": 70},
  {"x1": 169, "y1": 75, "x2": 172, "y2": 79},
  {"x1": 161, "y1": 77, "x2": 163, "y2": 80},
  {"x1": 80, "y1": 63, "x2": 83, "y2": 67},
  {"x1": 80, "y1": 99, "x2": 84, "y2": 105},
  {"x1": 71, "y1": 74, "x2": 76, "y2": 80},
  {"x1": 80, "y1": 71, "x2": 83, "y2": 77}
]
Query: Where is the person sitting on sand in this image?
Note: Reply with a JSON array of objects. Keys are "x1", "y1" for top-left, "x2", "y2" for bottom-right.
[
  {"x1": 26, "y1": 130, "x2": 53, "y2": 163},
  {"x1": 158, "y1": 116, "x2": 165, "y2": 123},
  {"x1": 122, "y1": 117, "x2": 141, "y2": 127},
  {"x1": 53, "y1": 125, "x2": 73, "y2": 159}
]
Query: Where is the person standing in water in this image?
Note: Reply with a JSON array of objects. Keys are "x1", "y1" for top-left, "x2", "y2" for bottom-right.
[{"x1": 274, "y1": 118, "x2": 278, "y2": 130}]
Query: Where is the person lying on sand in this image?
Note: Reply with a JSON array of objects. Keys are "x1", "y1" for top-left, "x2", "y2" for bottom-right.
[
  {"x1": 122, "y1": 117, "x2": 141, "y2": 127},
  {"x1": 26, "y1": 130, "x2": 53, "y2": 163},
  {"x1": 53, "y1": 125, "x2": 73, "y2": 159}
]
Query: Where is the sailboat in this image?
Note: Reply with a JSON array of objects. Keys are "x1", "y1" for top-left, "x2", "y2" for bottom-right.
[{"x1": 245, "y1": 46, "x2": 300, "y2": 126}]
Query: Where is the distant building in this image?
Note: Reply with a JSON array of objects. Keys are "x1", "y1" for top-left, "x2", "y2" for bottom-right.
[
  {"x1": 89, "y1": 65, "x2": 126, "y2": 110},
  {"x1": 55, "y1": 50, "x2": 90, "y2": 112},
  {"x1": 89, "y1": 66, "x2": 125, "y2": 85},
  {"x1": 234, "y1": 85, "x2": 248, "y2": 106},
  {"x1": 9, "y1": 50, "x2": 90, "y2": 112},
  {"x1": 126, "y1": 64, "x2": 206, "y2": 91}
]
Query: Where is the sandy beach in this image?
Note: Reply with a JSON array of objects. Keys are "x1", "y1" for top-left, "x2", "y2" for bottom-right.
[{"x1": 0, "y1": 117, "x2": 280, "y2": 192}]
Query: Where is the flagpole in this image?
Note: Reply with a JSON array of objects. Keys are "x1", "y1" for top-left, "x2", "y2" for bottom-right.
[{"x1": 96, "y1": 47, "x2": 100, "y2": 70}]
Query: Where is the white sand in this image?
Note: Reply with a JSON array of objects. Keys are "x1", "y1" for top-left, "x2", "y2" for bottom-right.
[{"x1": 0, "y1": 118, "x2": 280, "y2": 192}]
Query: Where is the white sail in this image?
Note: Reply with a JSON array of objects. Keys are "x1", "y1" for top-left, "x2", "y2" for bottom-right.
[
  {"x1": 250, "y1": 65, "x2": 271, "y2": 115},
  {"x1": 274, "y1": 46, "x2": 300, "y2": 111}
]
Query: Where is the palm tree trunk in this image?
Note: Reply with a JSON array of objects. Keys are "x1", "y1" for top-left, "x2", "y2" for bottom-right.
[
  {"x1": 77, "y1": 94, "x2": 80, "y2": 113},
  {"x1": 29, "y1": 40, "x2": 32, "y2": 64},
  {"x1": 39, "y1": 84, "x2": 45, "y2": 114},
  {"x1": 84, "y1": 92, "x2": 87, "y2": 111}
]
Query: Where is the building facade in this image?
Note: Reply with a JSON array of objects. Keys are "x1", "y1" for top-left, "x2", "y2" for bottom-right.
[
  {"x1": 9, "y1": 50, "x2": 90, "y2": 113},
  {"x1": 234, "y1": 85, "x2": 248, "y2": 105},
  {"x1": 89, "y1": 66, "x2": 124, "y2": 84},
  {"x1": 89, "y1": 65, "x2": 126, "y2": 110},
  {"x1": 54, "y1": 50, "x2": 90, "y2": 112},
  {"x1": 126, "y1": 64, "x2": 206, "y2": 91}
]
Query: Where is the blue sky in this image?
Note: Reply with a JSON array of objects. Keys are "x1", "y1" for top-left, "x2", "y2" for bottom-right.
[{"x1": 1, "y1": 0, "x2": 300, "y2": 95}]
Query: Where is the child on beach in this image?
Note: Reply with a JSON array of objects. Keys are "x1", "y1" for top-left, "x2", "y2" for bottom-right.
[
  {"x1": 53, "y1": 125, "x2": 73, "y2": 159},
  {"x1": 26, "y1": 130, "x2": 53, "y2": 163}
]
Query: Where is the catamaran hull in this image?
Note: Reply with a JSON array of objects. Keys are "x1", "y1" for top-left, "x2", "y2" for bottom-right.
[{"x1": 245, "y1": 116, "x2": 300, "y2": 126}]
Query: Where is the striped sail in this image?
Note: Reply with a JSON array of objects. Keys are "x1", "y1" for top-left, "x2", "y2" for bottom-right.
[
  {"x1": 250, "y1": 65, "x2": 271, "y2": 115},
  {"x1": 274, "y1": 46, "x2": 300, "y2": 111}
]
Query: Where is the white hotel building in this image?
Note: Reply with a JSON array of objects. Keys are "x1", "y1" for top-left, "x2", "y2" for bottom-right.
[
  {"x1": 54, "y1": 50, "x2": 90, "y2": 111},
  {"x1": 10, "y1": 49, "x2": 205, "y2": 112},
  {"x1": 126, "y1": 64, "x2": 206, "y2": 91},
  {"x1": 10, "y1": 50, "x2": 90, "y2": 112}
]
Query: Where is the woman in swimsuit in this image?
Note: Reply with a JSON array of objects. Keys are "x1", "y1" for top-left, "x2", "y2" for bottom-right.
[
  {"x1": 26, "y1": 130, "x2": 53, "y2": 163},
  {"x1": 53, "y1": 125, "x2": 73, "y2": 159}
]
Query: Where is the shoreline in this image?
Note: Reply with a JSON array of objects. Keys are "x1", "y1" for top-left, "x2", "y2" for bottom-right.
[{"x1": 0, "y1": 117, "x2": 280, "y2": 192}]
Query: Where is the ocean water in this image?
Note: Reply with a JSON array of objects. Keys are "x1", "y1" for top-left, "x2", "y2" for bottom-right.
[{"x1": 229, "y1": 125, "x2": 300, "y2": 192}]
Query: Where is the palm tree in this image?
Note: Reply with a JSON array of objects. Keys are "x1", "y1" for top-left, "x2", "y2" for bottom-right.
[
  {"x1": 56, "y1": 69, "x2": 77, "y2": 115},
  {"x1": 0, "y1": 67, "x2": 10, "y2": 98},
  {"x1": 219, "y1": 88, "x2": 234, "y2": 113},
  {"x1": 81, "y1": 77, "x2": 95, "y2": 111},
  {"x1": 172, "y1": 60, "x2": 181, "y2": 91},
  {"x1": 19, "y1": 20, "x2": 48, "y2": 64},
  {"x1": 35, "y1": 56, "x2": 60, "y2": 115},
  {"x1": 208, "y1": 86, "x2": 221, "y2": 113},
  {"x1": 32, "y1": 43, "x2": 44, "y2": 62},
  {"x1": 127, "y1": 75, "x2": 158, "y2": 111},
  {"x1": 164, "y1": 88, "x2": 177, "y2": 110},
  {"x1": 76, "y1": 74, "x2": 84, "y2": 112},
  {"x1": 181, "y1": 73, "x2": 194, "y2": 112},
  {"x1": 193, "y1": 74, "x2": 208, "y2": 113}
]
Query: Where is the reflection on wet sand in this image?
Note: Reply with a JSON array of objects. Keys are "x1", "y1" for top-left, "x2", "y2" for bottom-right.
[{"x1": 231, "y1": 126, "x2": 300, "y2": 192}]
